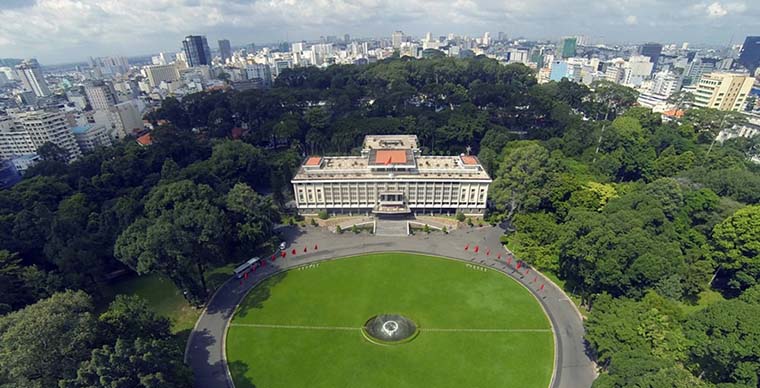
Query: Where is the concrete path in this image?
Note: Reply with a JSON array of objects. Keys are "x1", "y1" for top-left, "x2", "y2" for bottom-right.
[{"x1": 185, "y1": 225, "x2": 597, "y2": 388}]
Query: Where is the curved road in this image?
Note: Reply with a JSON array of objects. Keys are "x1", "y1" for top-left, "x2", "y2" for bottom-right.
[{"x1": 185, "y1": 225, "x2": 596, "y2": 388}]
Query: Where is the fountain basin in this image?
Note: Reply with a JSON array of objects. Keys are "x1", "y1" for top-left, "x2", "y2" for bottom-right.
[{"x1": 362, "y1": 314, "x2": 419, "y2": 345}]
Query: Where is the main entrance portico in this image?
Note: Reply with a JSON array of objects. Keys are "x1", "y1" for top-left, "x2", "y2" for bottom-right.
[{"x1": 373, "y1": 192, "x2": 411, "y2": 215}]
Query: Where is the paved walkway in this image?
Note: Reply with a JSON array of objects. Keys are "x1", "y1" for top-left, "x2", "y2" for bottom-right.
[
  {"x1": 374, "y1": 219, "x2": 408, "y2": 236},
  {"x1": 185, "y1": 225, "x2": 597, "y2": 388}
]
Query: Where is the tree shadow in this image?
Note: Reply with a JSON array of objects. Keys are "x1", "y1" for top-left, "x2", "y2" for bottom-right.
[
  {"x1": 228, "y1": 360, "x2": 257, "y2": 388},
  {"x1": 233, "y1": 272, "x2": 287, "y2": 319},
  {"x1": 187, "y1": 329, "x2": 229, "y2": 388}
]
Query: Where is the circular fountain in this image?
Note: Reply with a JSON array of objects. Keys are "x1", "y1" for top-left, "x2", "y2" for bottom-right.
[{"x1": 362, "y1": 314, "x2": 418, "y2": 345}]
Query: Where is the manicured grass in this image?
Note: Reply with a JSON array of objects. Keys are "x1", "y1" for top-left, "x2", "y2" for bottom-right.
[
  {"x1": 103, "y1": 262, "x2": 239, "y2": 336},
  {"x1": 227, "y1": 253, "x2": 553, "y2": 388},
  {"x1": 106, "y1": 274, "x2": 200, "y2": 334}
]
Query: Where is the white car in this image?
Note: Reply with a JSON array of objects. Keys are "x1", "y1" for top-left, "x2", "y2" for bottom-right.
[{"x1": 279, "y1": 241, "x2": 287, "y2": 250}]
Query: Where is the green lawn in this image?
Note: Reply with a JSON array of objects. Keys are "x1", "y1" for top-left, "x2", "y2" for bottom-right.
[
  {"x1": 103, "y1": 262, "x2": 239, "y2": 336},
  {"x1": 227, "y1": 253, "x2": 554, "y2": 388}
]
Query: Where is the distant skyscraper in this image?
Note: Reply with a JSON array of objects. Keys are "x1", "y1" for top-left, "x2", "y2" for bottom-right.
[
  {"x1": 344, "y1": 34, "x2": 351, "y2": 44},
  {"x1": 144, "y1": 64, "x2": 180, "y2": 88},
  {"x1": 84, "y1": 81, "x2": 118, "y2": 111},
  {"x1": 738, "y1": 36, "x2": 760, "y2": 75},
  {"x1": 560, "y1": 37, "x2": 577, "y2": 59},
  {"x1": 15, "y1": 59, "x2": 50, "y2": 97},
  {"x1": 218, "y1": 39, "x2": 232, "y2": 64},
  {"x1": 640, "y1": 43, "x2": 663, "y2": 69},
  {"x1": 182, "y1": 35, "x2": 212, "y2": 67},
  {"x1": 392, "y1": 31, "x2": 404, "y2": 49}
]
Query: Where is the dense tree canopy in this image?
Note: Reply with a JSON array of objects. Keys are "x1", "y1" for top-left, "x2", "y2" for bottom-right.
[{"x1": 1, "y1": 56, "x2": 759, "y2": 388}]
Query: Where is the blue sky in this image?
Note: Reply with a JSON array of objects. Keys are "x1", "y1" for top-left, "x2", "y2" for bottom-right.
[{"x1": 0, "y1": 0, "x2": 756, "y2": 64}]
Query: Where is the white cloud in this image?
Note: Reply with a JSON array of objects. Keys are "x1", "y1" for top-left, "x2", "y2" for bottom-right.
[
  {"x1": 0, "y1": 0, "x2": 757, "y2": 63},
  {"x1": 706, "y1": 2, "x2": 728, "y2": 17}
]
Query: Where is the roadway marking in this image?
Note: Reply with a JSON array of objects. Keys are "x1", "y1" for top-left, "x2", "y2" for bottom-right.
[{"x1": 229, "y1": 323, "x2": 551, "y2": 333}]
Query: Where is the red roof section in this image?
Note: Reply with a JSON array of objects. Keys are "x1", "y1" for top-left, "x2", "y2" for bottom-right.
[
  {"x1": 304, "y1": 156, "x2": 322, "y2": 166},
  {"x1": 461, "y1": 155, "x2": 478, "y2": 165},
  {"x1": 136, "y1": 133, "x2": 153, "y2": 146},
  {"x1": 663, "y1": 109, "x2": 685, "y2": 118},
  {"x1": 376, "y1": 150, "x2": 407, "y2": 164}
]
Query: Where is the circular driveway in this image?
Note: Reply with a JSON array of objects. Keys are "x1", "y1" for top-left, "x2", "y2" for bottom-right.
[{"x1": 185, "y1": 225, "x2": 597, "y2": 388}]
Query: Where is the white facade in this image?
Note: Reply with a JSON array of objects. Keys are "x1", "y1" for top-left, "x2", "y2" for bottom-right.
[
  {"x1": 73, "y1": 124, "x2": 112, "y2": 152},
  {"x1": 693, "y1": 72, "x2": 755, "y2": 111},
  {"x1": 392, "y1": 31, "x2": 404, "y2": 49},
  {"x1": 0, "y1": 117, "x2": 36, "y2": 159},
  {"x1": 84, "y1": 81, "x2": 118, "y2": 111},
  {"x1": 1, "y1": 111, "x2": 81, "y2": 161},
  {"x1": 649, "y1": 71, "x2": 682, "y2": 97},
  {"x1": 15, "y1": 59, "x2": 50, "y2": 97},
  {"x1": 144, "y1": 64, "x2": 180, "y2": 88},
  {"x1": 113, "y1": 101, "x2": 143, "y2": 138},
  {"x1": 292, "y1": 135, "x2": 492, "y2": 216}
]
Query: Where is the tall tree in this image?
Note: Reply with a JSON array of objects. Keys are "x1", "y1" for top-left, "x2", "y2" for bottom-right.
[
  {"x1": 489, "y1": 141, "x2": 557, "y2": 220},
  {"x1": 712, "y1": 205, "x2": 760, "y2": 291},
  {"x1": 115, "y1": 181, "x2": 225, "y2": 305},
  {"x1": 0, "y1": 291, "x2": 97, "y2": 387},
  {"x1": 62, "y1": 337, "x2": 192, "y2": 388}
]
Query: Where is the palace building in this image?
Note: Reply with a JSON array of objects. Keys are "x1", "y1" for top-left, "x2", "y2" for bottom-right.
[{"x1": 291, "y1": 135, "x2": 492, "y2": 216}]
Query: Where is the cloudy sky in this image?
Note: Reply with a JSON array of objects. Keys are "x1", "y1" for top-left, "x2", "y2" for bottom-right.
[{"x1": 0, "y1": 0, "x2": 756, "y2": 64}]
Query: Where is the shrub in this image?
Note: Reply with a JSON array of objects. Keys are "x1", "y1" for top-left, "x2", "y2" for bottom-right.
[
  {"x1": 442, "y1": 226, "x2": 448, "y2": 234},
  {"x1": 351, "y1": 224, "x2": 360, "y2": 234},
  {"x1": 455, "y1": 211, "x2": 466, "y2": 222},
  {"x1": 336, "y1": 225, "x2": 343, "y2": 234},
  {"x1": 423, "y1": 224, "x2": 431, "y2": 234},
  {"x1": 318, "y1": 210, "x2": 329, "y2": 220},
  {"x1": 310, "y1": 218, "x2": 318, "y2": 226}
]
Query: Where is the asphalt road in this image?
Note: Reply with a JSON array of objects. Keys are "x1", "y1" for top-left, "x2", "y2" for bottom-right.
[{"x1": 185, "y1": 225, "x2": 597, "y2": 388}]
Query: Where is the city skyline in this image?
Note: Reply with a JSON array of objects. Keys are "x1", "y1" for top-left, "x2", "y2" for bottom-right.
[{"x1": 0, "y1": 0, "x2": 758, "y2": 64}]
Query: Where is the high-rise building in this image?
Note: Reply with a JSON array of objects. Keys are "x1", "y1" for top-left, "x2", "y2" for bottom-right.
[
  {"x1": 84, "y1": 81, "x2": 118, "y2": 111},
  {"x1": 182, "y1": 35, "x2": 212, "y2": 67},
  {"x1": 218, "y1": 39, "x2": 232, "y2": 64},
  {"x1": 392, "y1": 31, "x2": 404, "y2": 49},
  {"x1": 623, "y1": 55, "x2": 654, "y2": 86},
  {"x1": 560, "y1": 37, "x2": 577, "y2": 59},
  {"x1": 686, "y1": 56, "x2": 719, "y2": 85},
  {"x1": 15, "y1": 59, "x2": 50, "y2": 97},
  {"x1": 738, "y1": 36, "x2": 760, "y2": 75},
  {"x1": 0, "y1": 111, "x2": 81, "y2": 161},
  {"x1": 144, "y1": 64, "x2": 180, "y2": 87},
  {"x1": 482, "y1": 32, "x2": 491, "y2": 46},
  {"x1": 291, "y1": 41, "x2": 305, "y2": 53},
  {"x1": 650, "y1": 71, "x2": 683, "y2": 97},
  {"x1": 344, "y1": 34, "x2": 351, "y2": 44},
  {"x1": 72, "y1": 124, "x2": 112, "y2": 152},
  {"x1": 245, "y1": 64, "x2": 272, "y2": 88},
  {"x1": 693, "y1": 72, "x2": 754, "y2": 111},
  {"x1": 640, "y1": 43, "x2": 663, "y2": 71},
  {"x1": 113, "y1": 101, "x2": 144, "y2": 137},
  {"x1": 89, "y1": 56, "x2": 130, "y2": 78}
]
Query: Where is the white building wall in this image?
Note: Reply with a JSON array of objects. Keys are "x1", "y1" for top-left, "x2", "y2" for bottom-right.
[{"x1": 292, "y1": 179, "x2": 490, "y2": 215}]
